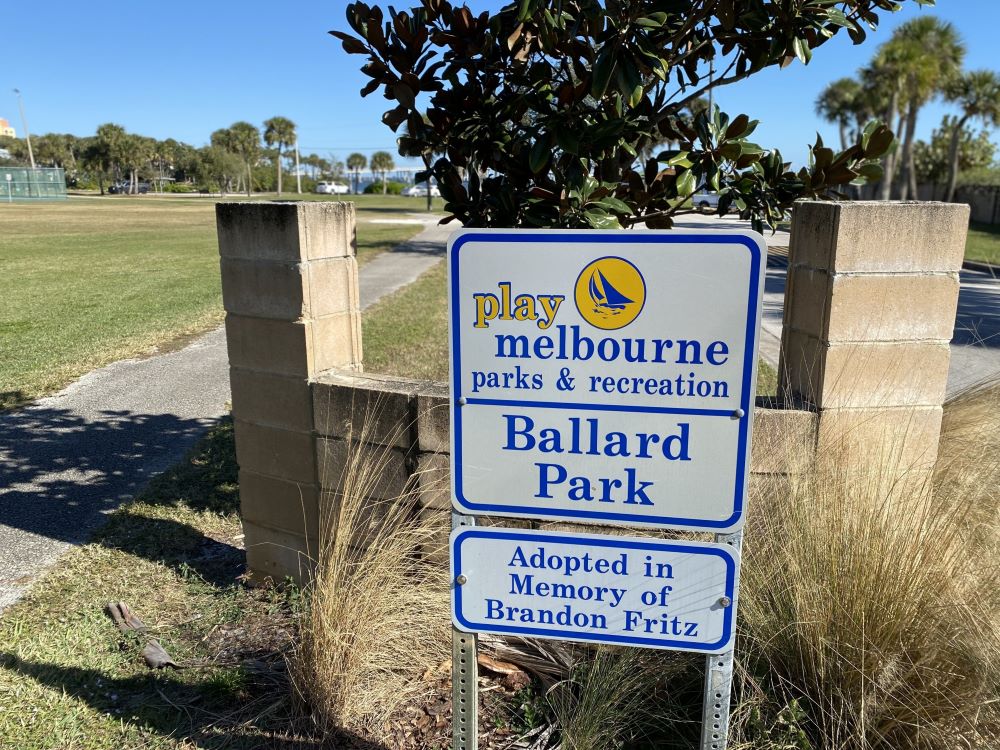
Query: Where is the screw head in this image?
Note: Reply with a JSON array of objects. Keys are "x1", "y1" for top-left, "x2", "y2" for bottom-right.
[
  {"x1": 718, "y1": 596, "x2": 732, "y2": 608},
  {"x1": 455, "y1": 574, "x2": 468, "y2": 586},
  {"x1": 457, "y1": 397, "x2": 468, "y2": 407},
  {"x1": 731, "y1": 408, "x2": 745, "y2": 420}
]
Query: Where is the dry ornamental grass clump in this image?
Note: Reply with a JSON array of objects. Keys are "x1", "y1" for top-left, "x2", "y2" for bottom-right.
[
  {"x1": 291, "y1": 407, "x2": 451, "y2": 743},
  {"x1": 292, "y1": 382, "x2": 1000, "y2": 749},
  {"x1": 736, "y1": 379, "x2": 1000, "y2": 749}
]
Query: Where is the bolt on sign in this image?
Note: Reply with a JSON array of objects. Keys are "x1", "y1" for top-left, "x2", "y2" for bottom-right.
[{"x1": 447, "y1": 228, "x2": 766, "y2": 750}]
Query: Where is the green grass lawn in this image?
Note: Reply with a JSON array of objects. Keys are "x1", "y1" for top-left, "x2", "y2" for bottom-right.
[
  {"x1": 363, "y1": 261, "x2": 779, "y2": 396},
  {"x1": 0, "y1": 195, "x2": 434, "y2": 409},
  {"x1": 966, "y1": 222, "x2": 1000, "y2": 265},
  {"x1": 0, "y1": 420, "x2": 314, "y2": 748}
]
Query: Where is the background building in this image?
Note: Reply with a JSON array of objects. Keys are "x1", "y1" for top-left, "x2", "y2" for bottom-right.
[{"x1": 0, "y1": 118, "x2": 15, "y2": 138}]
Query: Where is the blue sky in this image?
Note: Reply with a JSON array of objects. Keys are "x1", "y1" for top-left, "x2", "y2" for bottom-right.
[{"x1": 2, "y1": 1, "x2": 997, "y2": 168}]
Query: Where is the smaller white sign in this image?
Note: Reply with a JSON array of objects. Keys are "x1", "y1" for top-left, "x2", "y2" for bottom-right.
[{"x1": 451, "y1": 526, "x2": 738, "y2": 654}]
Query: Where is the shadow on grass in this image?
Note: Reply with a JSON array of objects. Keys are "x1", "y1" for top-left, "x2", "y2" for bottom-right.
[
  {"x1": 0, "y1": 390, "x2": 29, "y2": 411},
  {"x1": 0, "y1": 651, "x2": 390, "y2": 750}
]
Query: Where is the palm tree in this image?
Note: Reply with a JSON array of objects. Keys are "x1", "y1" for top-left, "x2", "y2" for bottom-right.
[
  {"x1": 815, "y1": 78, "x2": 864, "y2": 151},
  {"x1": 224, "y1": 122, "x2": 262, "y2": 197},
  {"x1": 859, "y1": 59, "x2": 903, "y2": 200},
  {"x1": 370, "y1": 151, "x2": 395, "y2": 194},
  {"x1": 943, "y1": 70, "x2": 1000, "y2": 202},
  {"x1": 346, "y1": 152, "x2": 367, "y2": 194},
  {"x1": 263, "y1": 116, "x2": 297, "y2": 196},
  {"x1": 885, "y1": 18, "x2": 965, "y2": 199},
  {"x1": 80, "y1": 137, "x2": 111, "y2": 195},
  {"x1": 96, "y1": 123, "x2": 127, "y2": 186}
]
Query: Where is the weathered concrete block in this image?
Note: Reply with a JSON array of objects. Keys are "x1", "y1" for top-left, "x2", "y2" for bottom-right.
[
  {"x1": 311, "y1": 311, "x2": 363, "y2": 373},
  {"x1": 225, "y1": 315, "x2": 312, "y2": 377},
  {"x1": 791, "y1": 201, "x2": 969, "y2": 274},
  {"x1": 416, "y1": 388, "x2": 451, "y2": 454},
  {"x1": 243, "y1": 521, "x2": 317, "y2": 584},
  {"x1": 239, "y1": 470, "x2": 320, "y2": 538},
  {"x1": 750, "y1": 408, "x2": 817, "y2": 474},
  {"x1": 825, "y1": 273, "x2": 960, "y2": 342},
  {"x1": 230, "y1": 368, "x2": 314, "y2": 432},
  {"x1": 418, "y1": 504, "x2": 451, "y2": 567},
  {"x1": 300, "y1": 201, "x2": 357, "y2": 261},
  {"x1": 815, "y1": 405, "x2": 943, "y2": 473},
  {"x1": 234, "y1": 420, "x2": 317, "y2": 484},
  {"x1": 787, "y1": 201, "x2": 838, "y2": 271},
  {"x1": 316, "y1": 437, "x2": 411, "y2": 501},
  {"x1": 783, "y1": 266, "x2": 831, "y2": 338},
  {"x1": 781, "y1": 335, "x2": 952, "y2": 410},
  {"x1": 815, "y1": 341, "x2": 951, "y2": 409},
  {"x1": 416, "y1": 452, "x2": 451, "y2": 509},
  {"x1": 312, "y1": 371, "x2": 418, "y2": 448},
  {"x1": 307, "y1": 257, "x2": 359, "y2": 319},
  {"x1": 779, "y1": 328, "x2": 824, "y2": 405},
  {"x1": 220, "y1": 257, "x2": 308, "y2": 320},
  {"x1": 217, "y1": 201, "x2": 356, "y2": 262}
]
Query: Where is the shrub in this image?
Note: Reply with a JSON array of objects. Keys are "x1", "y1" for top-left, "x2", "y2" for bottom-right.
[
  {"x1": 163, "y1": 182, "x2": 197, "y2": 193},
  {"x1": 363, "y1": 179, "x2": 405, "y2": 195}
]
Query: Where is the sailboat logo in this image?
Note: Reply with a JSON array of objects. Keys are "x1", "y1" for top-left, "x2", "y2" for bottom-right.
[{"x1": 574, "y1": 256, "x2": 646, "y2": 330}]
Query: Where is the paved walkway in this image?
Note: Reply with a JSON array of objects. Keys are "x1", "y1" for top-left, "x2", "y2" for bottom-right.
[{"x1": 0, "y1": 219, "x2": 450, "y2": 611}]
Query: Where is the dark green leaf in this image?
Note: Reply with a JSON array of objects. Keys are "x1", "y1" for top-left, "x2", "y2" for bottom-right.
[
  {"x1": 591, "y1": 46, "x2": 616, "y2": 99},
  {"x1": 528, "y1": 139, "x2": 549, "y2": 174}
]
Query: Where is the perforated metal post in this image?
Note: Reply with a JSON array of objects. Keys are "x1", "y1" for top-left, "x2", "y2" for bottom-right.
[
  {"x1": 452, "y1": 511, "x2": 478, "y2": 750},
  {"x1": 700, "y1": 529, "x2": 742, "y2": 750}
]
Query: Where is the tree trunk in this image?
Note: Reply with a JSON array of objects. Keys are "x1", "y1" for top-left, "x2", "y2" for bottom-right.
[
  {"x1": 295, "y1": 140, "x2": 302, "y2": 194},
  {"x1": 246, "y1": 162, "x2": 253, "y2": 197},
  {"x1": 879, "y1": 88, "x2": 900, "y2": 201},
  {"x1": 382, "y1": 172, "x2": 387, "y2": 195},
  {"x1": 276, "y1": 145, "x2": 283, "y2": 196},
  {"x1": 945, "y1": 114, "x2": 970, "y2": 203},
  {"x1": 896, "y1": 100, "x2": 919, "y2": 201},
  {"x1": 838, "y1": 121, "x2": 848, "y2": 152}
]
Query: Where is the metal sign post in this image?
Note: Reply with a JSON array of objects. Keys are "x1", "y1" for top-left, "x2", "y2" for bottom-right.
[
  {"x1": 700, "y1": 529, "x2": 742, "y2": 750},
  {"x1": 447, "y1": 229, "x2": 765, "y2": 750},
  {"x1": 451, "y1": 511, "x2": 478, "y2": 750}
]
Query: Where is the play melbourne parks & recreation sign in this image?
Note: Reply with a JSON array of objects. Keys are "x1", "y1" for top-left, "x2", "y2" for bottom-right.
[{"x1": 447, "y1": 228, "x2": 765, "y2": 749}]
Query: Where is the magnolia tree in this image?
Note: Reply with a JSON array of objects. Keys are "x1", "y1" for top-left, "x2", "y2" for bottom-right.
[{"x1": 334, "y1": 0, "x2": 932, "y2": 229}]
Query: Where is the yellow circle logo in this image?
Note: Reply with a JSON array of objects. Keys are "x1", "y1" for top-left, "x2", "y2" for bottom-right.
[{"x1": 574, "y1": 256, "x2": 646, "y2": 330}]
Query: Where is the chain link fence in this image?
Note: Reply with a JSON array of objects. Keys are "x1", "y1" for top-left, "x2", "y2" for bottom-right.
[{"x1": 0, "y1": 167, "x2": 66, "y2": 201}]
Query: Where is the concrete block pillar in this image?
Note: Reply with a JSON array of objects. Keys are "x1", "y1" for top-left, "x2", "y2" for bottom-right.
[
  {"x1": 779, "y1": 200, "x2": 969, "y2": 478},
  {"x1": 217, "y1": 201, "x2": 361, "y2": 581}
]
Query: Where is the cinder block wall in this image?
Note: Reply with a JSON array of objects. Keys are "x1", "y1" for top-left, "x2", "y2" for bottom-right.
[
  {"x1": 218, "y1": 200, "x2": 965, "y2": 582},
  {"x1": 217, "y1": 202, "x2": 361, "y2": 580},
  {"x1": 779, "y1": 201, "x2": 969, "y2": 477},
  {"x1": 310, "y1": 372, "x2": 817, "y2": 566}
]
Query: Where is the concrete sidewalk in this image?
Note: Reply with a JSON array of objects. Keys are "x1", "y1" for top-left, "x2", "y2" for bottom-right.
[{"x1": 0, "y1": 220, "x2": 451, "y2": 611}]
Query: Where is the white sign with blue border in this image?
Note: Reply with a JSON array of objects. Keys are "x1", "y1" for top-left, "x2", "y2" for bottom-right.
[
  {"x1": 448, "y1": 229, "x2": 766, "y2": 532},
  {"x1": 451, "y1": 526, "x2": 739, "y2": 654}
]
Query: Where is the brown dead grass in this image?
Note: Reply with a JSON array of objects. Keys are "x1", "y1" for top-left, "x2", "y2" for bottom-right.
[{"x1": 291, "y1": 405, "x2": 451, "y2": 743}]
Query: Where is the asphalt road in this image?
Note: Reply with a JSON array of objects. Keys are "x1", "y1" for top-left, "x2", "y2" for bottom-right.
[{"x1": 0, "y1": 219, "x2": 450, "y2": 611}]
